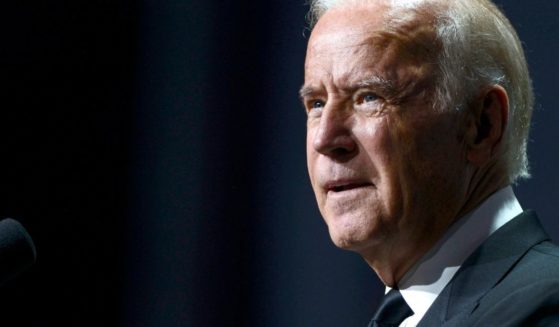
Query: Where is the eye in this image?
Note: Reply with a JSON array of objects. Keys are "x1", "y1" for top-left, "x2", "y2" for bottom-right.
[
  {"x1": 305, "y1": 99, "x2": 326, "y2": 115},
  {"x1": 362, "y1": 93, "x2": 379, "y2": 103},
  {"x1": 312, "y1": 100, "x2": 325, "y2": 109},
  {"x1": 354, "y1": 91, "x2": 383, "y2": 114}
]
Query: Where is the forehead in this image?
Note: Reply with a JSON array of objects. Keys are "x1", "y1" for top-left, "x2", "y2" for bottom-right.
[
  {"x1": 315, "y1": 2, "x2": 388, "y2": 32},
  {"x1": 304, "y1": 3, "x2": 440, "y2": 85},
  {"x1": 307, "y1": 2, "x2": 440, "y2": 59},
  {"x1": 307, "y1": 4, "x2": 389, "y2": 57}
]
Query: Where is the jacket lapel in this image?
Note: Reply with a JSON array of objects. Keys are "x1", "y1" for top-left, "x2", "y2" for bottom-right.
[{"x1": 418, "y1": 211, "x2": 550, "y2": 326}]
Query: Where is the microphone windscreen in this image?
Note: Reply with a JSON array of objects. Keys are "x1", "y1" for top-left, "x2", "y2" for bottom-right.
[{"x1": 0, "y1": 218, "x2": 37, "y2": 285}]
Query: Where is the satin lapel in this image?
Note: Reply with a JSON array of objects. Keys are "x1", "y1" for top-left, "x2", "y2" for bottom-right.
[{"x1": 418, "y1": 211, "x2": 550, "y2": 326}]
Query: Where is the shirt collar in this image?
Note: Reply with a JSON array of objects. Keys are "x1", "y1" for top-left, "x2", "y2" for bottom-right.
[{"x1": 386, "y1": 186, "x2": 522, "y2": 326}]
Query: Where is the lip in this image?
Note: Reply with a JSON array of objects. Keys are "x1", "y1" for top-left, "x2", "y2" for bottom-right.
[{"x1": 324, "y1": 180, "x2": 374, "y2": 194}]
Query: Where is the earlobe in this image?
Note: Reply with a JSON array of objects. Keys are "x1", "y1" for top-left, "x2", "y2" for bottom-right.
[{"x1": 466, "y1": 86, "x2": 509, "y2": 167}]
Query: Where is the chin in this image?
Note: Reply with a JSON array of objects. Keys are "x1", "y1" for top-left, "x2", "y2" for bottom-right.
[
  {"x1": 323, "y1": 208, "x2": 383, "y2": 250},
  {"x1": 328, "y1": 225, "x2": 376, "y2": 251}
]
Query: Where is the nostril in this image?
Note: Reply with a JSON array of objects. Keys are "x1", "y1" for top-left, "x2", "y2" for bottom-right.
[{"x1": 313, "y1": 133, "x2": 357, "y2": 155}]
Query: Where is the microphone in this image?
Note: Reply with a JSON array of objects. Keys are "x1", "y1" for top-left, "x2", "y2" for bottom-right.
[{"x1": 0, "y1": 218, "x2": 37, "y2": 285}]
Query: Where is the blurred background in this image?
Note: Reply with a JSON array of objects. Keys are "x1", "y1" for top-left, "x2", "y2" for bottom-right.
[{"x1": 0, "y1": 0, "x2": 557, "y2": 326}]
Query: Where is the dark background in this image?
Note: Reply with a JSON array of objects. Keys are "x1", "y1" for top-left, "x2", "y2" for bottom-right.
[{"x1": 0, "y1": 0, "x2": 557, "y2": 326}]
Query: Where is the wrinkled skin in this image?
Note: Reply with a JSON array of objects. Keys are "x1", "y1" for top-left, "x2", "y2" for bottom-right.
[{"x1": 302, "y1": 3, "x2": 508, "y2": 286}]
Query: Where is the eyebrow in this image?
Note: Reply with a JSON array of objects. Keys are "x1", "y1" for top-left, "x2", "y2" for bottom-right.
[
  {"x1": 298, "y1": 85, "x2": 317, "y2": 100},
  {"x1": 298, "y1": 75, "x2": 394, "y2": 101},
  {"x1": 354, "y1": 75, "x2": 394, "y2": 93}
]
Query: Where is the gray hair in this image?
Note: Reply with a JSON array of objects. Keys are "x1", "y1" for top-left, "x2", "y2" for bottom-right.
[{"x1": 307, "y1": 0, "x2": 534, "y2": 183}]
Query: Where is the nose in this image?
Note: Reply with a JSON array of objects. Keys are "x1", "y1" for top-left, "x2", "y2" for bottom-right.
[{"x1": 311, "y1": 106, "x2": 357, "y2": 159}]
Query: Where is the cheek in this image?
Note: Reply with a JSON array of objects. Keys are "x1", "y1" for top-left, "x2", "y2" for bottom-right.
[
  {"x1": 386, "y1": 113, "x2": 468, "y2": 209},
  {"x1": 306, "y1": 130, "x2": 316, "y2": 177},
  {"x1": 356, "y1": 116, "x2": 401, "y2": 182},
  {"x1": 386, "y1": 112, "x2": 453, "y2": 171},
  {"x1": 378, "y1": 115, "x2": 439, "y2": 203},
  {"x1": 355, "y1": 118, "x2": 405, "y2": 214},
  {"x1": 359, "y1": 118, "x2": 394, "y2": 165},
  {"x1": 306, "y1": 128, "x2": 323, "y2": 201}
]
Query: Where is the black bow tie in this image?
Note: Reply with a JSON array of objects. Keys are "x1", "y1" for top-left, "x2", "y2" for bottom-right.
[{"x1": 368, "y1": 289, "x2": 414, "y2": 327}]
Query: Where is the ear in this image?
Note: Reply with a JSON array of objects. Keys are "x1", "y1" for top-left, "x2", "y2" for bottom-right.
[{"x1": 465, "y1": 85, "x2": 509, "y2": 167}]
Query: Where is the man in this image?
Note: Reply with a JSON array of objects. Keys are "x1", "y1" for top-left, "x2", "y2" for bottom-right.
[{"x1": 301, "y1": 0, "x2": 559, "y2": 325}]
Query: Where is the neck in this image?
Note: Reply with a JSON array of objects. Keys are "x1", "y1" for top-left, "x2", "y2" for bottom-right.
[
  {"x1": 362, "y1": 164, "x2": 509, "y2": 287},
  {"x1": 364, "y1": 242, "x2": 435, "y2": 287}
]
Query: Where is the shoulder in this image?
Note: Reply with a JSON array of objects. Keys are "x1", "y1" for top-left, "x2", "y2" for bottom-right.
[
  {"x1": 506, "y1": 241, "x2": 559, "y2": 277},
  {"x1": 469, "y1": 240, "x2": 559, "y2": 326}
]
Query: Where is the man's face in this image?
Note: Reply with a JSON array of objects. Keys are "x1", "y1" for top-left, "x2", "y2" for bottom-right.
[{"x1": 303, "y1": 4, "x2": 472, "y2": 259}]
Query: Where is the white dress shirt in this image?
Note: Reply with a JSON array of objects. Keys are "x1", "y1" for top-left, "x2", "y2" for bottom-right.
[{"x1": 387, "y1": 186, "x2": 523, "y2": 326}]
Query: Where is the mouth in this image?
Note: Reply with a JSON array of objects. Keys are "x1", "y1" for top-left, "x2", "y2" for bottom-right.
[{"x1": 326, "y1": 181, "x2": 374, "y2": 193}]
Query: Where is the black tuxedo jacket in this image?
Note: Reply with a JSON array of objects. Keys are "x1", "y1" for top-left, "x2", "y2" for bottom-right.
[{"x1": 417, "y1": 211, "x2": 559, "y2": 326}]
